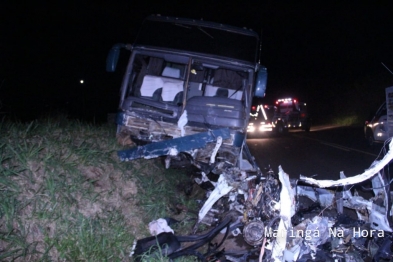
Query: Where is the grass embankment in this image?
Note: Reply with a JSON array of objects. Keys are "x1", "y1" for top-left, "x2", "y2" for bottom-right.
[
  {"x1": 0, "y1": 118, "x2": 197, "y2": 261},
  {"x1": 329, "y1": 115, "x2": 363, "y2": 126}
]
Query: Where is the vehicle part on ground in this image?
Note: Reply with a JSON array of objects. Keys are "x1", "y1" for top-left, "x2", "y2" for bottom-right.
[
  {"x1": 243, "y1": 220, "x2": 265, "y2": 246},
  {"x1": 132, "y1": 216, "x2": 232, "y2": 261},
  {"x1": 131, "y1": 139, "x2": 393, "y2": 261},
  {"x1": 148, "y1": 218, "x2": 174, "y2": 235}
]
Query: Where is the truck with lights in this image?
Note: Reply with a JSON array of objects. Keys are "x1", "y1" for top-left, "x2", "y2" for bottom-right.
[
  {"x1": 273, "y1": 97, "x2": 310, "y2": 133},
  {"x1": 247, "y1": 103, "x2": 276, "y2": 136},
  {"x1": 247, "y1": 97, "x2": 310, "y2": 136},
  {"x1": 106, "y1": 15, "x2": 267, "y2": 172}
]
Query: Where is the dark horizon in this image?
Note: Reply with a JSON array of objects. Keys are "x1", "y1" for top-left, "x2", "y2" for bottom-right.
[{"x1": 2, "y1": 1, "x2": 393, "y2": 123}]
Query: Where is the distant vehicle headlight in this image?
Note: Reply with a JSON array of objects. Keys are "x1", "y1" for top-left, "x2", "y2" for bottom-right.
[
  {"x1": 258, "y1": 122, "x2": 273, "y2": 132},
  {"x1": 247, "y1": 125, "x2": 255, "y2": 132}
]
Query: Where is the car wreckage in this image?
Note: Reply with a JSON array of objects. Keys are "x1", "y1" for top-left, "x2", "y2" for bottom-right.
[
  {"x1": 107, "y1": 15, "x2": 393, "y2": 261},
  {"x1": 127, "y1": 139, "x2": 393, "y2": 262}
]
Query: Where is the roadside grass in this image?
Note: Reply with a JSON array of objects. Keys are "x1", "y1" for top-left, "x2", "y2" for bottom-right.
[
  {"x1": 0, "y1": 117, "x2": 199, "y2": 261},
  {"x1": 329, "y1": 114, "x2": 363, "y2": 126}
]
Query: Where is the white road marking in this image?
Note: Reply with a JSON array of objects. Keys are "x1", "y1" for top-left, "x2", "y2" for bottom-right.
[
  {"x1": 294, "y1": 135, "x2": 378, "y2": 157},
  {"x1": 320, "y1": 142, "x2": 351, "y2": 151}
]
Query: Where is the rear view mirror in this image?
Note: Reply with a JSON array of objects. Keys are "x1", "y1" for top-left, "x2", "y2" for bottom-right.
[
  {"x1": 106, "y1": 43, "x2": 126, "y2": 72},
  {"x1": 254, "y1": 66, "x2": 267, "y2": 98}
]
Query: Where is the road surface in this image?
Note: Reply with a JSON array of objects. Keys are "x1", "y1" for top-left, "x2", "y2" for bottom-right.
[{"x1": 246, "y1": 125, "x2": 389, "y2": 180}]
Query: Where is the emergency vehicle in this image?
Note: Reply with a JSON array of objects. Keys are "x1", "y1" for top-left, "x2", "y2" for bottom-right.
[{"x1": 247, "y1": 97, "x2": 311, "y2": 136}]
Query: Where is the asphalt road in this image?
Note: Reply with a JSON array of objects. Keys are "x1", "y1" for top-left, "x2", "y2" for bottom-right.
[{"x1": 246, "y1": 125, "x2": 389, "y2": 180}]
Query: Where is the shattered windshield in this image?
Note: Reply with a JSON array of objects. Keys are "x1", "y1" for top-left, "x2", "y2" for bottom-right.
[
  {"x1": 126, "y1": 53, "x2": 249, "y2": 105},
  {"x1": 187, "y1": 61, "x2": 248, "y2": 101}
]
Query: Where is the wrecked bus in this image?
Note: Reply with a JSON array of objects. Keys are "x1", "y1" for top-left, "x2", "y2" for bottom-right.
[
  {"x1": 107, "y1": 15, "x2": 393, "y2": 262},
  {"x1": 106, "y1": 15, "x2": 267, "y2": 172}
]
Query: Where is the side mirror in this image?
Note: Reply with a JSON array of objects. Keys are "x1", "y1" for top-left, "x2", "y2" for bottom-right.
[
  {"x1": 106, "y1": 43, "x2": 126, "y2": 72},
  {"x1": 254, "y1": 66, "x2": 267, "y2": 98}
]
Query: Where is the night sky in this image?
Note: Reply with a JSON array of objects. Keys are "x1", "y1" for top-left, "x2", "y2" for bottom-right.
[{"x1": 2, "y1": 1, "x2": 393, "y2": 122}]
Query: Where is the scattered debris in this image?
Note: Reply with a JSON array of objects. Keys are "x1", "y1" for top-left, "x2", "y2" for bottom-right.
[
  {"x1": 112, "y1": 15, "x2": 393, "y2": 256},
  {"x1": 148, "y1": 218, "x2": 174, "y2": 236},
  {"x1": 128, "y1": 138, "x2": 393, "y2": 261}
]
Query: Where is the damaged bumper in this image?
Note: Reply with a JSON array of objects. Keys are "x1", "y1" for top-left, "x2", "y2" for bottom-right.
[{"x1": 118, "y1": 128, "x2": 232, "y2": 161}]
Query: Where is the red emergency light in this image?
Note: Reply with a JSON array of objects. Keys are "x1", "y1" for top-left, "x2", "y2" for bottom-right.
[{"x1": 276, "y1": 98, "x2": 298, "y2": 104}]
